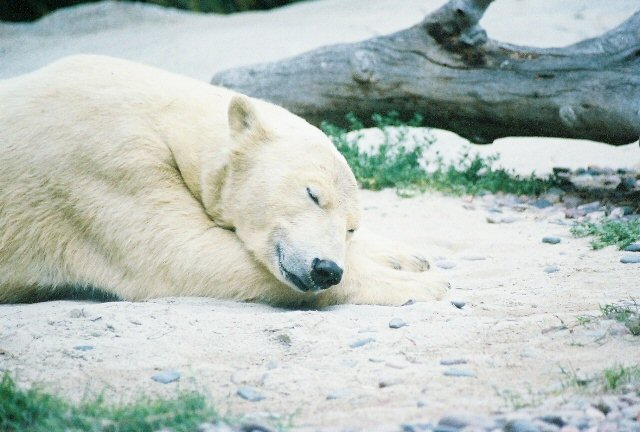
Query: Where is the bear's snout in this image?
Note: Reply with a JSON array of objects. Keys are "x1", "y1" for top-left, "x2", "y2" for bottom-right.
[{"x1": 310, "y1": 258, "x2": 343, "y2": 289}]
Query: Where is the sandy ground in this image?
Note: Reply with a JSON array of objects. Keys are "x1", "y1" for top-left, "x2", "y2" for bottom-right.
[{"x1": 1, "y1": 1, "x2": 640, "y2": 431}]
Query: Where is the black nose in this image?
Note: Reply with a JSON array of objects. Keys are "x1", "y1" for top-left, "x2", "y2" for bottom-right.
[{"x1": 310, "y1": 258, "x2": 343, "y2": 289}]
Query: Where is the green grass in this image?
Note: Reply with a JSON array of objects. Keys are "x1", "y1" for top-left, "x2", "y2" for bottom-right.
[
  {"x1": 321, "y1": 112, "x2": 560, "y2": 196},
  {"x1": 601, "y1": 302, "x2": 640, "y2": 336},
  {"x1": 559, "y1": 363, "x2": 640, "y2": 394},
  {"x1": 602, "y1": 364, "x2": 640, "y2": 391},
  {"x1": 570, "y1": 218, "x2": 640, "y2": 250},
  {"x1": 0, "y1": 373, "x2": 223, "y2": 432},
  {"x1": 575, "y1": 301, "x2": 640, "y2": 336}
]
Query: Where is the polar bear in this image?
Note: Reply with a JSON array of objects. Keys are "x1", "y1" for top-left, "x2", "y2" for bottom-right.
[{"x1": 0, "y1": 55, "x2": 448, "y2": 307}]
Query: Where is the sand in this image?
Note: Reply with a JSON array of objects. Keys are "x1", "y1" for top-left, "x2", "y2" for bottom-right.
[{"x1": 0, "y1": 1, "x2": 639, "y2": 430}]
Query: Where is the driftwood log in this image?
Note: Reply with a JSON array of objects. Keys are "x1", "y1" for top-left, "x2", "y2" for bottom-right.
[{"x1": 211, "y1": 0, "x2": 640, "y2": 145}]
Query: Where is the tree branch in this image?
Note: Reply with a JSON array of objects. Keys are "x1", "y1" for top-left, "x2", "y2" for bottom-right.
[{"x1": 211, "y1": 0, "x2": 640, "y2": 145}]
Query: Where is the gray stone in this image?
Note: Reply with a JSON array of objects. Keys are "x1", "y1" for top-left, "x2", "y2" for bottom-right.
[
  {"x1": 73, "y1": 345, "x2": 94, "y2": 351},
  {"x1": 443, "y1": 368, "x2": 476, "y2": 377},
  {"x1": 501, "y1": 215, "x2": 519, "y2": 223},
  {"x1": 435, "y1": 260, "x2": 457, "y2": 269},
  {"x1": 621, "y1": 254, "x2": 640, "y2": 264},
  {"x1": 151, "y1": 369, "x2": 180, "y2": 384},
  {"x1": 461, "y1": 255, "x2": 486, "y2": 261},
  {"x1": 533, "y1": 198, "x2": 553, "y2": 209},
  {"x1": 544, "y1": 265, "x2": 560, "y2": 273},
  {"x1": 69, "y1": 308, "x2": 84, "y2": 318},
  {"x1": 440, "y1": 358, "x2": 467, "y2": 366},
  {"x1": 350, "y1": 337, "x2": 375, "y2": 348},
  {"x1": 389, "y1": 318, "x2": 407, "y2": 329},
  {"x1": 624, "y1": 242, "x2": 640, "y2": 252},
  {"x1": 326, "y1": 388, "x2": 350, "y2": 400},
  {"x1": 487, "y1": 214, "x2": 503, "y2": 224},
  {"x1": 504, "y1": 419, "x2": 541, "y2": 432},
  {"x1": 378, "y1": 377, "x2": 403, "y2": 388},
  {"x1": 451, "y1": 300, "x2": 466, "y2": 309},
  {"x1": 438, "y1": 413, "x2": 495, "y2": 429},
  {"x1": 542, "y1": 236, "x2": 561, "y2": 244},
  {"x1": 577, "y1": 201, "x2": 602, "y2": 214},
  {"x1": 237, "y1": 387, "x2": 264, "y2": 402}
]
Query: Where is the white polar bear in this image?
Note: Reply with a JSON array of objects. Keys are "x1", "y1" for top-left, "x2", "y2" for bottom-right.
[{"x1": 0, "y1": 55, "x2": 448, "y2": 307}]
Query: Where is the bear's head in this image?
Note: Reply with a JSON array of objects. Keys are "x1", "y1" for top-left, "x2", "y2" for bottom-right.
[{"x1": 202, "y1": 96, "x2": 361, "y2": 293}]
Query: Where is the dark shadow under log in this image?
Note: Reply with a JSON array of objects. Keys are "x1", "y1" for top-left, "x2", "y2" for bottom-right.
[{"x1": 211, "y1": 0, "x2": 640, "y2": 145}]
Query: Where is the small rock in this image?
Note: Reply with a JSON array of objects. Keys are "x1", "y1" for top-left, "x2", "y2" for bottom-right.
[
  {"x1": 443, "y1": 368, "x2": 476, "y2": 377},
  {"x1": 501, "y1": 215, "x2": 519, "y2": 223},
  {"x1": 438, "y1": 413, "x2": 495, "y2": 430},
  {"x1": 237, "y1": 387, "x2": 264, "y2": 402},
  {"x1": 487, "y1": 214, "x2": 503, "y2": 224},
  {"x1": 151, "y1": 369, "x2": 180, "y2": 384},
  {"x1": 544, "y1": 265, "x2": 560, "y2": 273},
  {"x1": 504, "y1": 419, "x2": 541, "y2": 432},
  {"x1": 451, "y1": 300, "x2": 466, "y2": 309},
  {"x1": 564, "y1": 208, "x2": 585, "y2": 219},
  {"x1": 69, "y1": 309, "x2": 84, "y2": 318},
  {"x1": 402, "y1": 299, "x2": 415, "y2": 306},
  {"x1": 607, "y1": 323, "x2": 630, "y2": 336},
  {"x1": 461, "y1": 255, "x2": 486, "y2": 261},
  {"x1": 435, "y1": 260, "x2": 456, "y2": 269},
  {"x1": 542, "y1": 236, "x2": 561, "y2": 244},
  {"x1": 73, "y1": 345, "x2": 94, "y2": 351},
  {"x1": 378, "y1": 377, "x2": 403, "y2": 388},
  {"x1": 350, "y1": 337, "x2": 375, "y2": 348},
  {"x1": 389, "y1": 318, "x2": 407, "y2": 329},
  {"x1": 440, "y1": 358, "x2": 467, "y2": 366},
  {"x1": 562, "y1": 195, "x2": 581, "y2": 208},
  {"x1": 558, "y1": 426, "x2": 579, "y2": 432},
  {"x1": 621, "y1": 255, "x2": 640, "y2": 264},
  {"x1": 326, "y1": 388, "x2": 350, "y2": 400},
  {"x1": 624, "y1": 242, "x2": 640, "y2": 252},
  {"x1": 416, "y1": 399, "x2": 428, "y2": 408},
  {"x1": 533, "y1": 198, "x2": 553, "y2": 209},
  {"x1": 577, "y1": 201, "x2": 602, "y2": 214}
]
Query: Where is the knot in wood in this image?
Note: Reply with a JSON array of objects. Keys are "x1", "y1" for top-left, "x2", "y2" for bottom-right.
[{"x1": 350, "y1": 49, "x2": 377, "y2": 84}]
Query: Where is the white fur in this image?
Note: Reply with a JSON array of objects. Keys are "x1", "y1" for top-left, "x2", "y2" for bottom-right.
[{"x1": 0, "y1": 55, "x2": 448, "y2": 306}]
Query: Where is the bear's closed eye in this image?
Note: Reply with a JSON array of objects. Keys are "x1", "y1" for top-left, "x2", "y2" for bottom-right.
[{"x1": 306, "y1": 187, "x2": 320, "y2": 206}]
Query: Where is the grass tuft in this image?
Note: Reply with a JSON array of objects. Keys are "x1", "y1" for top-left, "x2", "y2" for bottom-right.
[
  {"x1": 321, "y1": 112, "x2": 560, "y2": 196},
  {"x1": 600, "y1": 301, "x2": 640, "y2": 336},
  {"x1": 602, "y1": 364, "x2": 640, "y2": 392},
  {"x1": 570, "y1": 218, "x2": 640, "y2": 250},
  {"x1": 0, "y1": 373, "x2": 221, "y2": 432}
]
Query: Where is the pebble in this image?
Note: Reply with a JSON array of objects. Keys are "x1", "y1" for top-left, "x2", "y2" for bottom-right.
[
  {"x1": 620, "y1": 255, "x2": 640, "y2": 264},
  {"x1": 389, "y1": 318, "x2": 407, "y2": 329},
  {"x1": 435, "y1": 260, "x2": 457, "y2": 269},
  {"x1": 443, "y1": 368, "x2": 476, "y2": 377},
  {"x1": 438, "y1": 413, "x2": 496, "y2": 430},
  {"x1": 440, "y1": 358, "x2": 467, "y2": 366},
  {"x1": 151, "y1": 369, "x2": 180, "y2": 384},
  {"x1": 504, "y1": 419, "x2": 542, "y2": 432},
  {"x1": 378, "y1": 377, "x2": 403, "y2": 388},
  {"x1": 237, "y1": 387, "x2": 264, "y2": 402},
  {"x1": 544, "y1": 265, "x2": 560, "y2": 273},
  {"x1": 461, "y1": 255, "x2": 487, "y2": 261},
  {"x1": 542, "y1": 236, "x2": 561, "y2": 244},
  {"x1": 624, "y1": 242, "x2": 640, "y2": 252},
  {"x1": 451, "y1": 300, "x2": 466, "y2": 309},
  {"x1": 69, "y1": 309, "x2": 84, "y2": 318},
  {"x1": 577, "y1": 201, "x2": 602, "y2": 214},
  {"x1": 350, "y1": 337, "x2": 375, "y2": 348},
  {"x1": 326, "y1": 388, "x2": 350, "y2": 400},
  {"x1": 73, "y1": 345, "x2": 94, "y2": 351},
  {"x1": 533, "y1": 198, "x2": 553, "y2": 209}
]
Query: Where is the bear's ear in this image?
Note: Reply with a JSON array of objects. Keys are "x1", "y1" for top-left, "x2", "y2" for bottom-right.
[{"x1": 228, "y1": 95, "x2": 267, "y2": 139}]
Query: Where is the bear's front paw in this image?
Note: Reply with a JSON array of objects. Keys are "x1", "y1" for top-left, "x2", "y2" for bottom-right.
[{"x1": 383, "y1": 251, "x2": 430, "y2": 272}]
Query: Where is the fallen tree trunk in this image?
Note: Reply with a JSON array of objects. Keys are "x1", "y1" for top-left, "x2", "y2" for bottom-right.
[{"x1": 211, "y1": 0, "x2": 640, "y2": 145}]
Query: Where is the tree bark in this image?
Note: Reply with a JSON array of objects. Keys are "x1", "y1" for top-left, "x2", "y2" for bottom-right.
[{"x1": 211, "y1": 0, "x2": 640, "y2": 146}]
